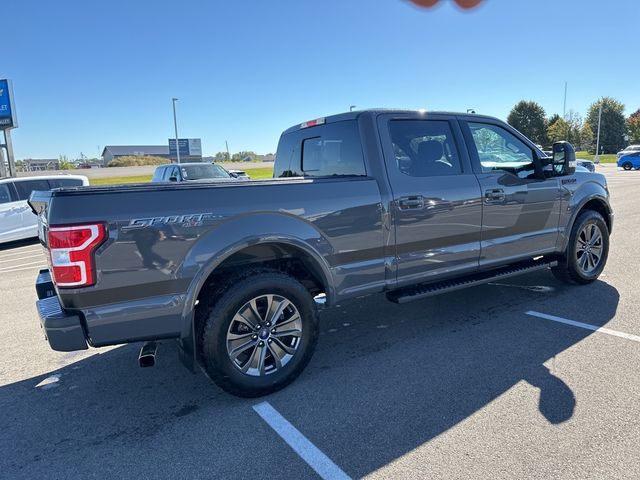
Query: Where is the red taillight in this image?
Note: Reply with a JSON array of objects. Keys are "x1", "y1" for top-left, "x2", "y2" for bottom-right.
[{"x1": 47, "y1": 224, "x2": 107, "y2": 288}]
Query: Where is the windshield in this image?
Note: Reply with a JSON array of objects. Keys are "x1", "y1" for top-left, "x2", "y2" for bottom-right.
[{"x1": 180, "y1": 164, "x2": 230, "y2": 180}]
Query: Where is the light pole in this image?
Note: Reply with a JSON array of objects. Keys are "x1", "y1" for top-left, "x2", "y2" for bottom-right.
[
  {"x1": 172, "y1": 97, "x2": 180, "y2": 164},
  {"x1": 349, "y1": 105, "x2": 356, "y2": 112},
  {"x1": 595, "y1": 103, "x2": 602, "y2": 163}
]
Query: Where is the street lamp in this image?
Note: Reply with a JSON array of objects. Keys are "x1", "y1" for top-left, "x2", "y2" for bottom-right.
[
  {"x1": 172, "y1": 97, "x2": 180, "y2": 164},
  {"x1": 349, "y1": 105, "x2": 356, "y2": 112}
]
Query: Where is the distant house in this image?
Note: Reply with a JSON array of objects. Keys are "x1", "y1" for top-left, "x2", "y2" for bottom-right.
[
  {"x1": 101, "y1": 145, "x2": 170, "y2": 165},
  {"x1": 23, "y1": 159, "x2": 59, "y2": 171},
  {"x1": 257, "y1": 154, "x2": 275, "y2": 162}
]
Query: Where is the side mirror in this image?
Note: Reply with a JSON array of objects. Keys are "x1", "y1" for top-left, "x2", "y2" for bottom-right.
[
  {"x1": 552, "y1": 141, "x2": 576, "y2": 176},
  {"x1": 169, "y1": 176, "x2": 178, "y2": 182}
]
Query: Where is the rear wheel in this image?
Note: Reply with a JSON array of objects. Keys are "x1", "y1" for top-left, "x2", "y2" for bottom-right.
[
  {"x1": 622, "y1": 162, "x2": 633, "y2": 171},
  {"x1": 552, "y1": 210, "x2": 609, "y2": 285},
  {"x1": 198, "y1": 270, "x2": 319, "y2": 397}
]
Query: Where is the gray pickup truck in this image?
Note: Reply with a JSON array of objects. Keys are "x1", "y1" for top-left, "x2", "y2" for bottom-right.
[{"x1": 30, "y1": 110, "x2": 613, "y2": 397}]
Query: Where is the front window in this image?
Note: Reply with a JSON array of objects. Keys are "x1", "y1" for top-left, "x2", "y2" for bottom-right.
[
  {"x1": 468, "y1": 122, "x2": 535, "y2": 178},
  {"x1": 180, "y1": 164, "x2": 231, "y2": 180}
]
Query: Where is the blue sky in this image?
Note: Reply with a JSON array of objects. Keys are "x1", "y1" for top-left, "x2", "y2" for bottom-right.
[{"x1": 3, "y1": 0, "x2": 639, "y2": 159}]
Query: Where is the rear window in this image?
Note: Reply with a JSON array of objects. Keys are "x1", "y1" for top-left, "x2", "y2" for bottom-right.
[
  {"x1": 275, "y1": 121, "x2": 366, "y2": 178},
  {"x1": 48, "y1": 178, "x2": 84, "y2": 189},
  {"x1": 13, "y1": 179, "x2": 52, "y2": 201},
  {"x1": 0, "y1": 184, "x2": 13, "y2": 204}
]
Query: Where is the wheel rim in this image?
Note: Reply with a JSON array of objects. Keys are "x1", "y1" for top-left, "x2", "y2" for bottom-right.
[
  {"x1": 576, "y1": 223, "x2": 603, "y2": 275},
  {"x1": 226, "y1": 294, "x2": 302, "y2": 377}
]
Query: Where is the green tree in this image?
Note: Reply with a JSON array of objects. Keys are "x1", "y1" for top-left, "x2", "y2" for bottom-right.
[
  {"x1": 231, "y1": 151, "x2": 258, "y2": 162},
  {"x1": 546, "y1": 114, "x2": 561, "y2": 130},
  {"x1": 580, "y1": 123, "x2": 594, "y2": 149},
  {"x1": 507, "y1": 100, "x2": 547, "y2": 144},
  {"x1": 214, "y1": 151, "x2": 230, "y2": 162},
  {"x1": 627, "y1": 109, "x2": 640, "y2": 144},
  {"x1": 58, "y1": 155, "x2": 74, "y2": 170},
  {"x1": 586, "y1": 97, "x2": 627, "y2": 154},
  {"x1": 547, "y1": 118, "x2": 570, "y2": 145}
]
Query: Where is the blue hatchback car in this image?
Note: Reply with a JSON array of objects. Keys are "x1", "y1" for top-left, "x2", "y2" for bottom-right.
[{"x1": 618, "y1": 152, "x2": 640, "y2": 171}]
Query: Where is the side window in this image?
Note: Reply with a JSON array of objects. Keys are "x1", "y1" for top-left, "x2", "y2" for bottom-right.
[
  {"x1": 388, "y1": 120, "x2": 462, "y2": 177},
  {"x1": 300, "y1": 121, "x2": 366, "y2": 177},
  {"x1": 0, "y1": 184, "x2": 13, "y2": 204},
  {"x1": 48, "y1": 178, "x2": 84, "y2": 189},
  {"x1": 13, "y1": 179, "x2": 52, "y2": 201},
  {"x1": 274, "y1": 132, "x2": 301, "y2": 177},
  {"x1": 164, "y1": 166, "x2": 178, "y2": 181},
  {"x1": 467, "y1": 122, "x2": 534, "y2": 178}
]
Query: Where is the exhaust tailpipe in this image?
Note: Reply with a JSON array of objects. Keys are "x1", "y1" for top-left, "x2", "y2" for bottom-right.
[{"x1": 139, "y1": 341, "x2": 158, "y2": 367}]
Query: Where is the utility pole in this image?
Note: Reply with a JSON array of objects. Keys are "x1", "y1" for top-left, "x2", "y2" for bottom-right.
[
  {"x1": 562, "y1": 82, "x2": 567, "y2": 119},
  {"x1": 172, "y1": 97, "x2": 180, "y2": 164},
  {"x1": 595, "y1": 103, "x2": 603, "y2": 163},
  {"x1": 225, "y1": 140, "x2": 230, "y2": 161}
]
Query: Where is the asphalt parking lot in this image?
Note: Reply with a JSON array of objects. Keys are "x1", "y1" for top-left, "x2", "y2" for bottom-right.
[{"x1": 1, "y1": 165, "x2": 639, "y2": 479}]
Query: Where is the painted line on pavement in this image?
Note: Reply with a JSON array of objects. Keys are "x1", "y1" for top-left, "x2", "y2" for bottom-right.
[
  {"x1": 526, "y1": 311, "x2": 640, "y2": 343},
  {"x1": 0, "y1": 264, "x2": 48, "y2": 274},
  {"x1": 0, "y1": 255, "x2": 45, "y2": 264},
  {"x1": 253, "y1": 401, "x2": 351, "y2": 480},
  {"x1": 0, "y1": 246, "x2": 42, "y2": 258},
  {"x1": 0, "y1": 259, "x2": 47, "y2": 271}
]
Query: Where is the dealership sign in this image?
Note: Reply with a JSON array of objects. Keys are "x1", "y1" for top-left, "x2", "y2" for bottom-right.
[
  {"x1": 169, "y1": 138, "x2": 202, "y2": 157},
  {"x1": 0, "y1": 79, "x2": 17, "y2": 129}
]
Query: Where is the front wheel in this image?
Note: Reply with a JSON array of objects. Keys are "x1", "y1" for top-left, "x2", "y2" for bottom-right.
[
  {"x1": 552, "y1": 210, "x2": 609, "y2": 285},
  {"x1": 198, "y1": 270, "x2": 319, "y2": 397},
  {"x1": 622, "y1": 162, "x2": 633, "y2": 171}
]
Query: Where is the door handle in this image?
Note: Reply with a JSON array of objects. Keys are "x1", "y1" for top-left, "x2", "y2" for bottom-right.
[
  {"x1": 484, "y1": 189, "x2": 506, "y2": 203},
  {"x1": 398, "y1": 195, "x2": 425, "y2": 210}
]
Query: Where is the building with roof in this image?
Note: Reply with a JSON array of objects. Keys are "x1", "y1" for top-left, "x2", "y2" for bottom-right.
[{"x1": 101, "y1": 145, "x2": 171, "y2": 164}]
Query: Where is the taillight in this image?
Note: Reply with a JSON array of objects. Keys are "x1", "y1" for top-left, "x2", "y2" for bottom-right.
[{"x1": 47, "y1": 224, "x2": 107, "y2": 288}]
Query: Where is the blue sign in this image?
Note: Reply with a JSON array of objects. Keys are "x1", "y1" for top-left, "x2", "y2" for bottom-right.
[{"x1": 0, "y1": 79, "x2": 17, "y2": 129}]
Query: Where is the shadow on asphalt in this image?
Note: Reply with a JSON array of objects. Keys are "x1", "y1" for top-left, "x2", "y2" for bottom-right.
[{"x1": 0, "y1": 271, "x2": 619, "y2": 478}]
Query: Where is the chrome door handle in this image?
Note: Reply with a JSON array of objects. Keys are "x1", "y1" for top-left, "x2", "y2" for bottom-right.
[
  {"x1": 398, "y1": 196, "x2": 425, "y2": 210},
  {"x1": 484, "y1": 189, "x2": 506, "y2": 203}
]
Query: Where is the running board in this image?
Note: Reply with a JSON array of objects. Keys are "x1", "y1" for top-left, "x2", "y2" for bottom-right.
[{"x1": 386, "y1": 259, "x2": 558, "y2": 304}]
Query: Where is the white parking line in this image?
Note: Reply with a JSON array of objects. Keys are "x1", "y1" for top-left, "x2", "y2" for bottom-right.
[
  {"x1": 0, "y1": 264, "x2": 48, "y2": 274},
  {"x1": 253, "y1": 401, "x2": 351, "y2": 480},
  {"x1": 0, "y1": 246, "x2": 42, "y2": 258},
  {"x1": 526, "y1": 311, "x2": 640, "y2": 343},
  {"x1": 0, "y1": 259, "x2": 47, "y2": 271},
  {"x1": 0, "y1": 255, "x2": 45, "y2": 264}
]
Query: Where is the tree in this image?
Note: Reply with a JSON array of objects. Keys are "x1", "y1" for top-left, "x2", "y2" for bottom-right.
[
  {"x1": 580, "y1": 123, "x2": 594, "y2": 149},
  {"x1": 231, "y1": 151, "x2": 258, "y2": 162},
  {"x1": 507, "y1": 100, "x2": 547, "y2": 144},
  {"x1": 547, "y1": 118, "x2": 570, "y2": 145},
  {"x1": 214, "y1": 151, "x2": 230, "y2": 162},
  {"x1": 547, "y1": 113, "x2": 561, "y2": 129},
  {"x1": 627, "y1": 109, "x2": 640, "y2": 144},
  {"x1": 58, "y1": 155, "x2": 74, "y2": 170},
  {"x1": 585, "y1": 97, "x2": 627, "y2": 154}
]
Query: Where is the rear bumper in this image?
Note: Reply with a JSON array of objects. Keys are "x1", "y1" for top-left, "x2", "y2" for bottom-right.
[{"x1": 35, "y1": 269, "x2": 88, "y2": 352}]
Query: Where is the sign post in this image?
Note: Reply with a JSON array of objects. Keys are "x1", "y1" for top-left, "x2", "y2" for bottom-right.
[{"x1": 0, "y1": 79, "x2": 18, "y2": 177}]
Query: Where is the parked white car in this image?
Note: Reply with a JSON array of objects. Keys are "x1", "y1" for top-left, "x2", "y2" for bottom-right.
[
  {"x1": 617, "y1": 145, "x2": 640, "y2": 159},
  {"x1": 0, "y1": 175, "x2": 89, "y2": 244}
]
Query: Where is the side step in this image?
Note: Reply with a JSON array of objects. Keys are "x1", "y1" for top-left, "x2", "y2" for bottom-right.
[{"x1": 386, "y1": 258, "x2": 558, "y2": 304}]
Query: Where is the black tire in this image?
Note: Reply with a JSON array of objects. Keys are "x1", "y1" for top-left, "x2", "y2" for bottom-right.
[
  {"x1": 198, "y1": 269, "x2": 318, "y2": 397},
  {"x1": 552, "y1": 210, "x2": 609, "y2": 285},
  {"x1": 622, "y1": 162, "x2": 633, "y2": 171}
]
